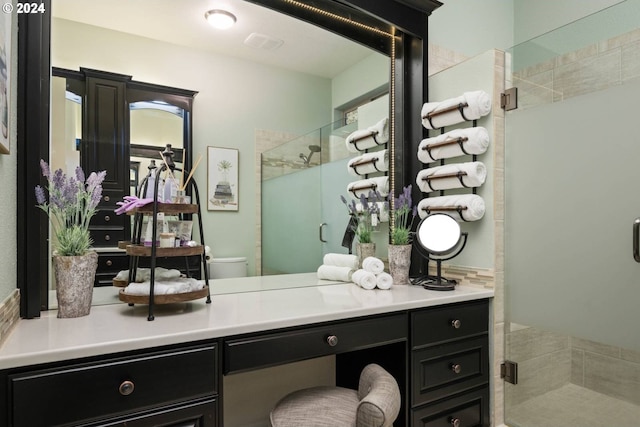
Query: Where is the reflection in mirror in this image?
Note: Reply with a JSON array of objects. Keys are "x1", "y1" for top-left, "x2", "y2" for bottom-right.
[
  {"x1": 48, "y1": 0, "x2": 395, "y2": 308},
  {"x1": 414, "y1": 213, "x2": 468, "y2": 291}
]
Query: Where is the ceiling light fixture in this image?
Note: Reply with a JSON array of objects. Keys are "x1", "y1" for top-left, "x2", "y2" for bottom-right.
[{"x1": 205, "y1": 9, "x2": 237, "y2": 30}]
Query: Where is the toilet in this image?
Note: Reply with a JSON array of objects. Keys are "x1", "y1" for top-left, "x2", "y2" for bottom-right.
[{"x1": 209, "y1": 257, "x2": 248, "y2": 279}]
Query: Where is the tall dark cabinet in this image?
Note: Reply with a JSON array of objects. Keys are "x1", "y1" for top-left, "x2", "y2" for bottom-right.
[{"x1": 56, "y1": 67, "x2": 198, "y2": 287}]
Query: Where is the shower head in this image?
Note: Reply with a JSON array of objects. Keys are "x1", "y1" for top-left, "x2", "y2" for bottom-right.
[
  {"x1": 308, "y1": 144, "x2": 321, "y2": 153},
  {"x1": 299, "y1": 145, "x2": 321, "y2": 166}
]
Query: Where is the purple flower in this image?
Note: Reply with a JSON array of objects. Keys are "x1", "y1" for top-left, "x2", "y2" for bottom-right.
[
  {"x1": 86, "y1": 170, "x2": 107, "y2": 193},
  {"x1": 62, "y1": 177, "x2": 79, "y2": 205},
  {"x1": 35, "y1": 185, "x2": 46, "y2": 205},
  {"x1": 75, "y1": 166, "x2": 85, "y2": 183},
  {"x1": 39, "y1": 159, "x2": 50, "y2": 178},
  {"x1": 89, "y1": 185, "x2": 103, "y2": 209},
  {"x1": 51, "y1": 169, "x2": 65, "y2": 192}
]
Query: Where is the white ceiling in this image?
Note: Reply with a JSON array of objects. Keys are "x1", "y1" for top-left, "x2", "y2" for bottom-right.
[{"x1": 51, "y1": 0, "x2": 376, "y2": 78}]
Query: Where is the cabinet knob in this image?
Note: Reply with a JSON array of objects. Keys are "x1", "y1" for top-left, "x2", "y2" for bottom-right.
[
  {"x1": 450, "y1": 363, "x2": 462, "y2": 374},
  {"x1": 106, "y1": 260, "x2": 113, "y2": 267},
  {"x1": 104, "y1": 195, "x2": 110, "y2": 202},
  {"x1": 104, "y1": 234, "x2": 111, "y2": 241},
  {"x1": 326, "y1": 335, "x2": 339, "y2": 347},
  {"x1": 119, "y1": 380, "x2": 135, "y2": 396},
  {"x1": 451, "y1": 319, "x2": 462, "y2": 329},
  {"x1": 449, "y1": 417, "x2": 461, "y2": 427},
  {"x1": 104, "y1": 215, "x2": 111, "y2": 222}
]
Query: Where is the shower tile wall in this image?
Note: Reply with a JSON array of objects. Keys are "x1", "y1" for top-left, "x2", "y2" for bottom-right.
[
  {"x1": 513, "y1": 28, "x2": 640, "y2": 110},
  {"x1": 0, "y1": 289, "x2": 19, "y2": 347},
  {"x1": 507, "y1": 324, "x2": 640, "y2": 408}
]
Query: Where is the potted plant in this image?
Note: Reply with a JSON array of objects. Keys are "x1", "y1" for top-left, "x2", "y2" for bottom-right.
[
  {"x1": 341, "y1": 191, "x2": 384, "y2": 267},
  {"x1": 388, "y1": 185, "x2": 417, "y2": 284},
  {"x1": 35, "y1": 160, "x2": 106, "y2": 318}
]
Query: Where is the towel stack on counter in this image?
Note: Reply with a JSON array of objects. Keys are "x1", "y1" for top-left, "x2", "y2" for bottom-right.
[
  {"x1": 317, "y1": 253, "x2": 359, "y2": 282},
  {"x1": 416, "y1": 90, "x2": 492, "y2": 222},
  {"x1": 352, "y1": 256, "x2": 393, "y2": 290}
]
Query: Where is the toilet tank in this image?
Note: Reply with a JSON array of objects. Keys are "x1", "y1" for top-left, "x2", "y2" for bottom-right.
[{"x1": 209, "y1": 257, "x2": 248, "y2": 279}]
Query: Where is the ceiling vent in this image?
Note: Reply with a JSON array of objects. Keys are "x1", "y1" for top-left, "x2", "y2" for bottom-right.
[{"x1": 244, "y1": 33, "x2": 284, "y2": 51}]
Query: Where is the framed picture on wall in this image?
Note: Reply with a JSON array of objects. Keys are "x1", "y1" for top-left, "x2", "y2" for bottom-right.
[
  {"x1": 0, "y1": 8, "x2": 11, "y2": 154},
  {"x1": 207, "y1": 146, "x2": 239, "y2": 211}
]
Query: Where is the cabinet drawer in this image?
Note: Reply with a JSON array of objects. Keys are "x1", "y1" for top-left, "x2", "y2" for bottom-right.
[
  {"x1": 91, "y1": 227, "x2": 126, "y2": 247},
  {"x1": 98, "y1": 252, "x2": 129, "y2": 272},
  {"x1": 92, "y1": 209, "x2": 126, "y2": 227},
  {"x1": 9, "y1": 344, "x2": 218, "y2": 427},
  {"x1": 412, "y1": 386, "x2": 489, "y2": 427},
  {"x1": 224, "y1": 313, "x2": 407, "y2": 374},
  {"x1": 412, "y1": 336, "x2": 488, "y2": 406},
  {"x1": 412, "y1": 300, "x2": 488, "y2": 347}
]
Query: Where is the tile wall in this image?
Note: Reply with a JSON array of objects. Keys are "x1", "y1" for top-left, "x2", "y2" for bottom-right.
[{"x1": 0, "y1": 290, "x2": 20, "y2": 346}]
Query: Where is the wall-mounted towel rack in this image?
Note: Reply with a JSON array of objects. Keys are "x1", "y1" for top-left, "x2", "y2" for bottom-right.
[
  {"x1": 420, "y1": 171, "x2": 470, "y2": 192},
  {"x1": 422, "y1": 102, "x2": 470, "y2": 129},
  {"x1": 421, "y1": 205, "x2": 469, "y2": 221},
  {"x1": 349, "y1": 182, "x2": 378, "y2": 196},
  {"x1": 350, "y1": 130, "x2": 380, "y2": 151},
  {"x1": 421, "y1": 136, "x2": 470, "y2": 157}
]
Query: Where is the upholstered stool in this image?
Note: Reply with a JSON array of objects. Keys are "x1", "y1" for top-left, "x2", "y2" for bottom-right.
[{"x1": 270, "y1": 363, "x2": 401, "y2": 427}]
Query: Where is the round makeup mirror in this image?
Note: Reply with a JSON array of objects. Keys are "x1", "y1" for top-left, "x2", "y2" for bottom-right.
[
  {"x1": 413, "y1": 213, "x2": 468, "y2": 291},
  {"x1": 416, "y1": 213, "x2": 462, "y2": 255}
]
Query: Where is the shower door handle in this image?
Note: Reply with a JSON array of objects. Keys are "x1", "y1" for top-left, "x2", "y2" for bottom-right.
[
  {"x1": 634, "y1": 218, "x2": 640, "y2": 262},
  {"x1": 319, "y1": 223, "x2": 327, "y2": 243}
]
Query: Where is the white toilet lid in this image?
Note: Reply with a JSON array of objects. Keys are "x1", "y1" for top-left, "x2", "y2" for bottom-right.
[{"x1": 211, "y1": 257, "x2": 247, "y2": 263}]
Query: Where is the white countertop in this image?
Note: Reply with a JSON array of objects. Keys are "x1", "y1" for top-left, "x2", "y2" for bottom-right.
[{"x1": 0, "y1": 273, "x2": 493, "y2": 370}]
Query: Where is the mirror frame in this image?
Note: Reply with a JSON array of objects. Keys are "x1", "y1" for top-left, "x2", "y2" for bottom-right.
[{"x1": 16, "y1": 0, "x2": 441, "y2": 317}]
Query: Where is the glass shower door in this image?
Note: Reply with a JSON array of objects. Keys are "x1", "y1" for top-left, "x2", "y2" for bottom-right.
[{"x1": 504, "y1": 2, "x2": 640, "y2": 425}]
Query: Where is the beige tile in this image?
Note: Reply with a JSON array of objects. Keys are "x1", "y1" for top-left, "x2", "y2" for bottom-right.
[
  {"x1": 553, "y1": 49, "x2": 621, "y2": 101},
  {"x1": 0, "y1": 289, "x2": 20, "y2": 347},
  {"x1": 621, "y1": 40, "x2": 640, "y2": 83},
  {"x1": 571, "y1": 336, "x2": 621, "y2": 358},
  {"x1": 492, "y1": 271, "x2": 504, "y2": 324},
  {"x1": 621, "y1": 347, "x2": 640, "y2": 364},
  {"x1": 513, "y1": 71, "x2": 556, "y2": 110},
  {"x1": 600, "y1": 28, "x2": 640, "y2": 51},
  {"x1": 513, "y1": 58, "x2": 555, "y2": 79},
  {"x1": 584, "y1": 352, "x2": 640, "y2": 406},
  {"x1": 571, "y1": 348, "x2": 585, "y2": 386},
  {"x1": 507, "y1": 325, "x2": 569, "y2": 361},
  {"x1": 555, "y1": 43, "x2": 598, "y2": 67}
]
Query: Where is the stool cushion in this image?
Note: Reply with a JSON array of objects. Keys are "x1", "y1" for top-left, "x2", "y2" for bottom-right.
[{"x1": 270, "y1": 386, "x2": 360, "y2": 427}]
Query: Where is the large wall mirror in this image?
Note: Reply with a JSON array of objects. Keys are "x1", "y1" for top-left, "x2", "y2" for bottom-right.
[{"x1": 17, "y1": 0, "x2": 439, "y2": 317}]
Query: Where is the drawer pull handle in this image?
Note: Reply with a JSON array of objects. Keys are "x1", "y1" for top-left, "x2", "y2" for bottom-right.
[
  {"x1": 119, "y1": 380, "x2": 135, "y2": 396},
  {"x1": 105, "y1": 234, "x2": 111, "y2": 241},
  {"x1": 104, "y1": 195, "x2": 110, "y2": 202},
  {"x1": 451, "y1": 319, "x2": 462, "y2": 329},
  {"x1": 106, "y1": 260, "x2": 113, "y2": 267},
  {"x1": 450, "y1": 363, "x2": 462, "y2": 374},
  {"x1": 326, "y1": 335, "x2": 339, "y2": 347},
  {"x1": 449, "y1": 417, "x2": 461, "y2": 427},
  {"x1": 105, "y1": 215, "x2": 111, "y2": 222}
]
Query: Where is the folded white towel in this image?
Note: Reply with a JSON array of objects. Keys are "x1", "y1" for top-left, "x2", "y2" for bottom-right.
[
  {"x1": 417, "y1": 194, "x2": 486, "y2": 222},
  {"x1": 376, "y1": 272, "x2": 393, "y2": 290},
  {"x1": 348, "y1": 150, "x2": 389, "y2": 176},
  {"x1": 347, "y1": 176, "x2": 389, "y2": 198},
  {"x1": 416, "y1": 161, "x2": 487, "y2": 193},
  {"x1": 352, "y1": 269, "x2": 377, "y2": 290},
  {"x1": 418, "y1": 127, "x2": 489, "y2": 163},
  {"x1": 125, "y1": 277, "x2": 204, "y2": 295},
  {"x1": 421, "y1": 91, "x2": 492, "y2": 130},
  {"x1": 316, "y1": 265, "x2": 354, "y2": 282},
  {"x1": 345, "y1": 117, "x2": 389, "y2": 153},
  {"x1": 362, "y1": 256, "x2": 384, "y2": 275},
  {"x1": 114, "y1": 267, "x2": 182, "y2": 283},
  {"x1": 322, "y1": 253, "x2": 359, "y2": 270}
]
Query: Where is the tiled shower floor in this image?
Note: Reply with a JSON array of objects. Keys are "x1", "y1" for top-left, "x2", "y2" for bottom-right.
[{"x1": 508, "y1": 384, "x2": 640, "y2": 427}]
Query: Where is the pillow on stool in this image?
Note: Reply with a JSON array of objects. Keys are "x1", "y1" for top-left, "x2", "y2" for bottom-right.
[{"x1": 270, "y1": 385, "x2": 360, "y2": 427}]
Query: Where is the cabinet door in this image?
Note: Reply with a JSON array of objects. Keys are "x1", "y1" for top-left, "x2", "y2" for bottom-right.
[{"x1": 91, "y1": 398, "x2": 217, "y2": 427}]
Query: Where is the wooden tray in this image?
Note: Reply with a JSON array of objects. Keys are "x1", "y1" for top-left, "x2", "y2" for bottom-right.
[
  {"x1": 113, "y1": 278, "x2": 128, "y2": 287},
  {"x1": 127, "y1": 203, "x2": 198, "y2": 215},
  {"x1": 118, "y1": 287, "x2": 209, "y2": 304},
  {"x1": 125, "y1": 244, "x2": 204, "y2": 257}
]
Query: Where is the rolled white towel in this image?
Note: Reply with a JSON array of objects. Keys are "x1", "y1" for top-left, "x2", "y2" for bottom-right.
[
  {"x1": 347, "y1": 176, "x2": 389, "y2": 198},
  {"x1": 345, "y1": 117, "x2": 389, "y2": 153},
  {"x1": 418, "y1": 127, "x2": 489, "y2": 163},
  {"x1": 376, "y1": 272, "x2": 393, "y2": 290},
  {"x1": 352, "y1": 269, "x2": 377, "y2": 290},
  {"x1": 348, "y1": 149, "x2": 389, "y2": 176},
  {"x1": 125, "y1": 281, "x2": 187, "y2": 295},
  {"x1": 416, "y1": 161, "x2": 487, "y2": 193},
  {"x1": 362, "y1": 256, "x2": 384, "y2": 275},
  {"x1": 417, "y1": 194, "x2": 486, "y2": 222},
  {"x1": 317, "y1": 265, "x2": 354, "y2": 282},
  {"x1": 355, "y1": 201, "x2": 389, "y2": 223},
  {"x1": 421, "y1": 91, "x2": 492, "y2": 130},
  {"x1": 322, "y1": 253, "x2": 359, "y2": 270}
]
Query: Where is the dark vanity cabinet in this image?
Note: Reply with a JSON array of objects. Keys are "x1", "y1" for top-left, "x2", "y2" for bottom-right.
[
  {"x1": 410, "y1": 299, "x2": 490, "y2": 427},
  {"x1": 3, "y1": 342, "x2": 220, "y2": 427}
]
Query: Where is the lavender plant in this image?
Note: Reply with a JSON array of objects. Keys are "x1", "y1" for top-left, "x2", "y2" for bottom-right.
[
  {"x1": 35, "y1": 160, "x2": 106, "y2": 256},
  {"x1": 340, "y1": 190, "x2": 385, "y2": 244},
  {"x1": 391, "y1": 185, "x2": 417, "y2": 245}
]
